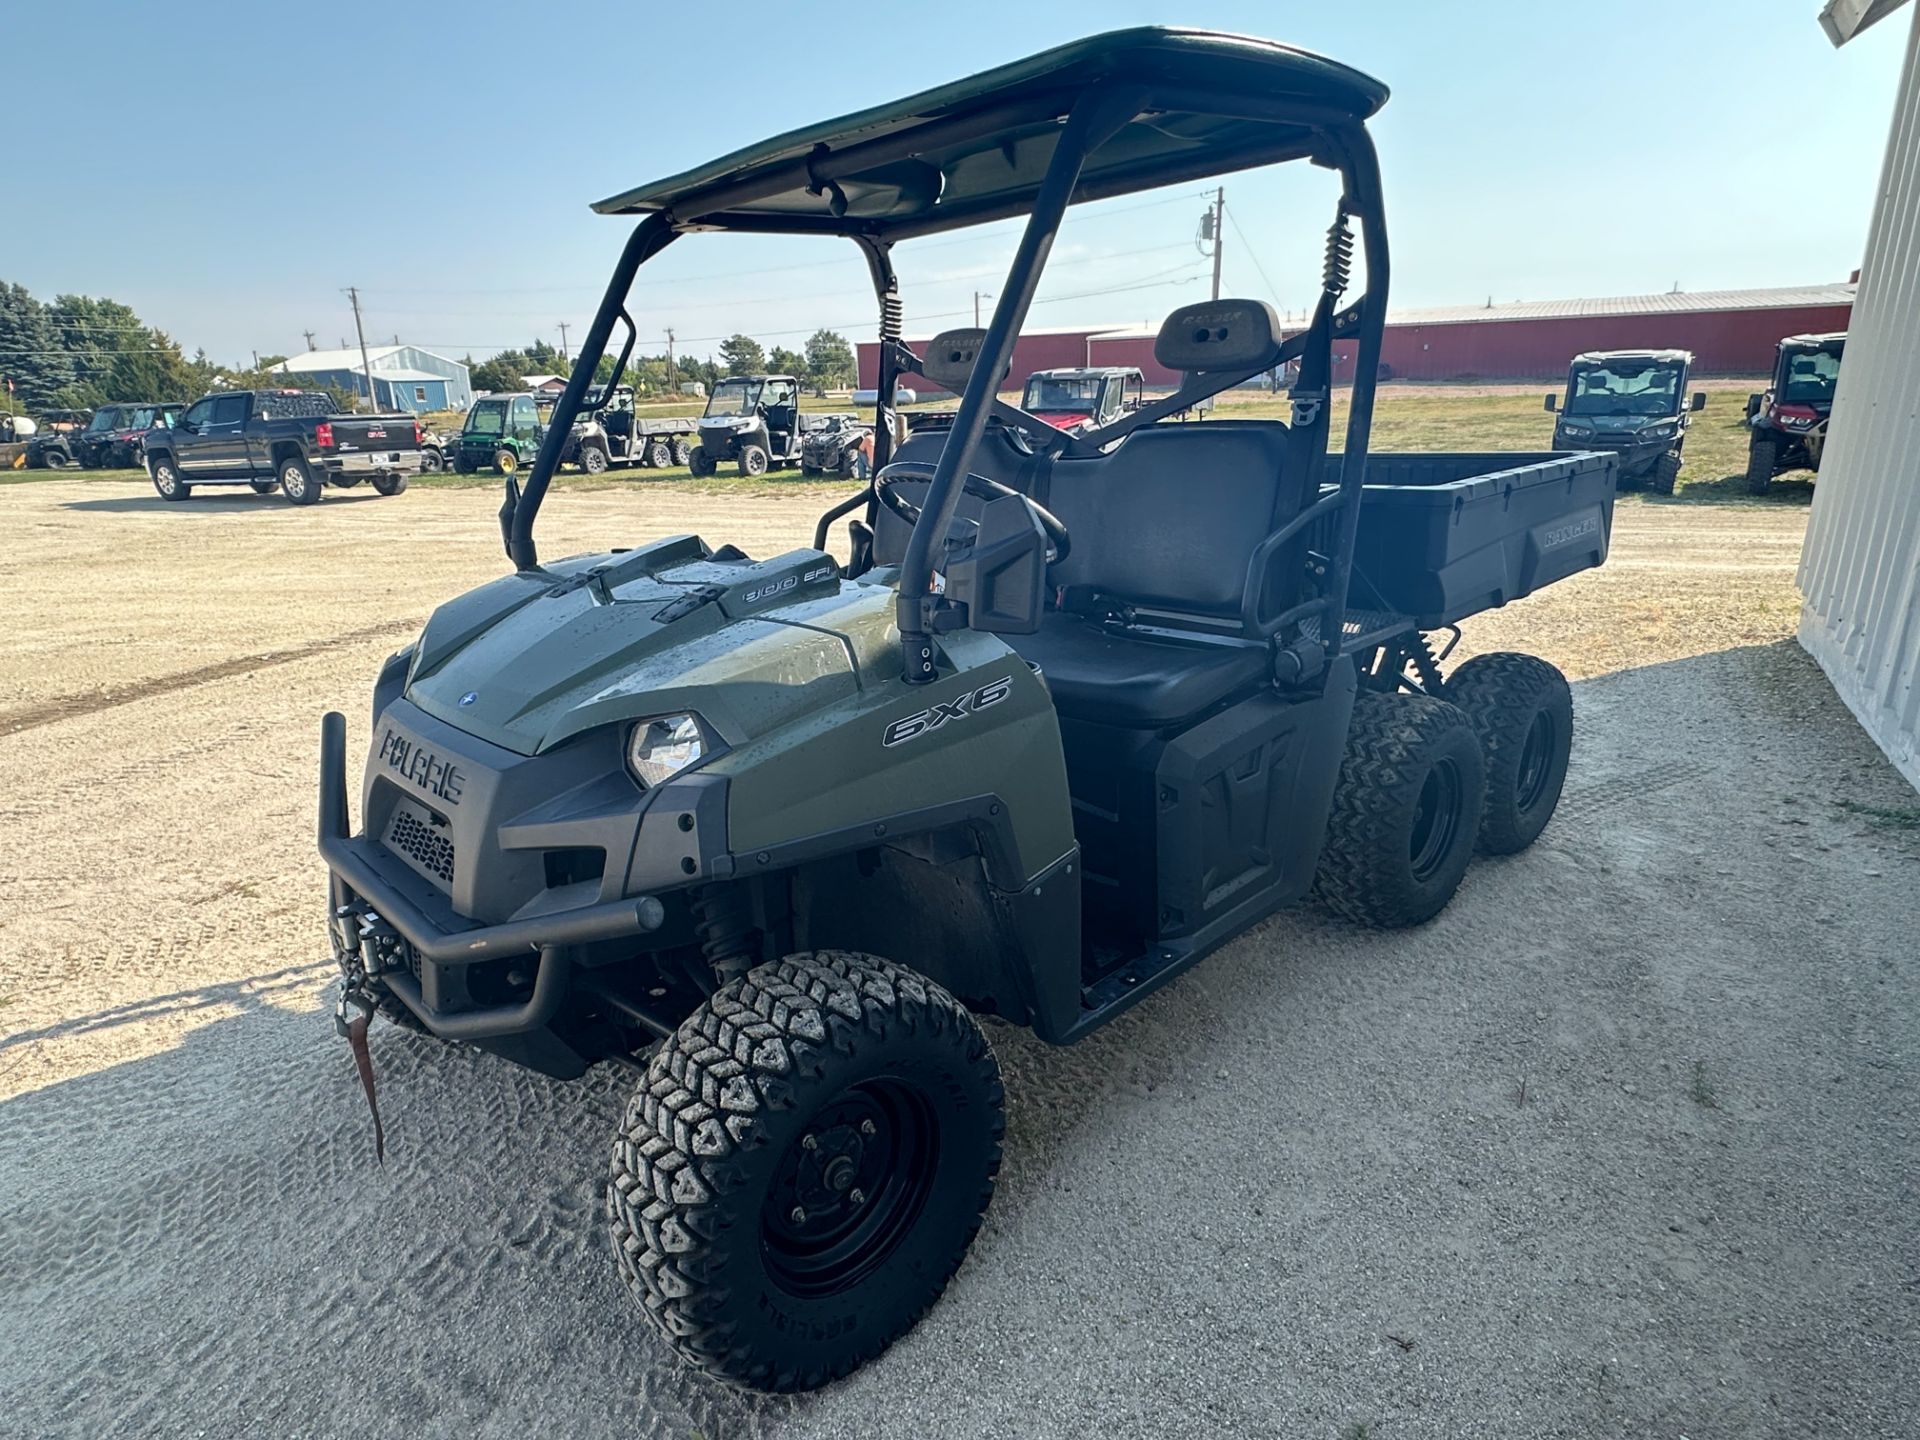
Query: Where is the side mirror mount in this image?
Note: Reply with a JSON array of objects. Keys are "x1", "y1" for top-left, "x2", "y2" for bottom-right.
[
  {"x1": 1543, "y1": 394, "x2": 1558, "y2": 413},
  {"x1": 176, "y1": 419, "x2": 197, "y2": 434},
  {"x1": 1690, "y1": 391, "x2": 1707, "y2": 412}
]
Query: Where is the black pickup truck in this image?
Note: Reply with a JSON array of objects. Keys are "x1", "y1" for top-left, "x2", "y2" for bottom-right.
[{"x1": 142, "y1": 389, "x2": 421, "y2": 505}]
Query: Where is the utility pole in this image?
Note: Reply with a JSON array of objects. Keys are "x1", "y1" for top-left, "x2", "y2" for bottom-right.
[
  {"x1": 302, "y1": 330, "x2": 316, "y2": 352},
  {"x1": 1210, "y1": 186, "x2": 1225, "y2": 301},
  {"x1": 345, "y1": 287, "x2": 376, "y2": 413},
  {"x1": 557, "y1": 322, "x2": 571, "y2": 364},
  {"x1": 974, "y1": 291, "x2": 993, "y2": 327},
  {"x1": 665, "y1": 328, "x2": 676, "y2": 389}
]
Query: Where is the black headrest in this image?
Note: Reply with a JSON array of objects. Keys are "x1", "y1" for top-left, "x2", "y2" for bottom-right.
[
  {"x1": 920, "y1": 328, "x2": 1007, "y2": 394},
  {"x1": 1154, "y1": 299, "x2": 1282, "y2": 373}
]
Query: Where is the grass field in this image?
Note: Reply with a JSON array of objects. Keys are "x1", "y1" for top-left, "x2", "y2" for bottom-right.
[{"x1": 9, "y1": 379, "x2": 1815, "y2": 506}]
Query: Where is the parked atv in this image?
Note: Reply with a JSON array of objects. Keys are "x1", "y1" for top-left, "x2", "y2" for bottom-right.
[
  {"x1": 687, "y1": 373, "x2": 803, "y2": 476},
  {"x1": 1745, "y1": 332, "x2": 1845, "y2": 494},
  {"x1": 318, "y1": 28, "x2": 1614, "y2": 1396},
  {"x1": 799, "y1": 412, "x2": 873, "y2": 477},
  {"x1": 1545, "y1": 350, "x2": 1704, "y2": 494}
]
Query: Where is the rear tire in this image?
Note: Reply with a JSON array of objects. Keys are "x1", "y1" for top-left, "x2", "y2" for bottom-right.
[
  {"x1": 1745, "y1": 437, "x2": 1776, "y2": 495},
  {"x1": 739, "y1": 444, "x2": 768, "y2": 477},
  {"x1": 372, "y1": 472, "x2": 408, "y2": 496},
  {"x1": 1442, "y1": 653, "x2": 1573, "y2": 855},
  {"x1": 687, "y1": 445, "x2": 716, "y2": 477},
  {"x1": 279, "y1": 455, "x2": 321, "y2": 505},
  {"x1": 493, "y1": 448, "x2": 519, "y2": 477},
  {"x1": 671, "y1": 437, "x2": 692, "y2": 465},
  {"x1": 645, "y1": 438, "x2": 672, "y2": 468},
  {"x1": 454, "y1": 454, "x2": 475, "y2": 475},
  {"x1": 1313, "y1": 692, "x2": 1485, "y2": 928},
  {"x1": 150, "y1": 457, "x2": 190, "y2": 501},
  {"x1": 1650, "y1": 451, "x2": 1681, "y2": 496},
  {"x1": 609, "y1": 951, "x2": 1002, "y2": 1393}
]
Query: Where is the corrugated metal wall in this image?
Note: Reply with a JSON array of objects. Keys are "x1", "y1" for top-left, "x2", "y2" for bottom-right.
[{"x1": 1798, "y1": 5, "x2": 1920, "y2": 791}]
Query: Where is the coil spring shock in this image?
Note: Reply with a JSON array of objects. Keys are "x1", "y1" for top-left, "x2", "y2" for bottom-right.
[
  {"x1": 1408, "y1": 632, "x2": 1446, "y2": 695},
  {"x1": 1323, "y1": 204, "x2": 1354, "y2": 300},
  {"x1": 880, "y1": 290, "x2": 903, "y2": 344},
  {"x1": 690, "y1": 884, "x2": 756, "y2": 979}
]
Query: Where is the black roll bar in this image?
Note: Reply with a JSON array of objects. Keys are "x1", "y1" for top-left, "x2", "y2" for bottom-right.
[
  {"x1": 507, "y1": 212, "x2": 678, "y2": 571},
  {"x1": 894, "y1": 87, "x2": 1146, "y2": 684}
]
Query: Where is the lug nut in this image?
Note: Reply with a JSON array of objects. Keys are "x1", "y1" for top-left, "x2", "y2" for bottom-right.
[
  {"x1": 859, "y1": 1119, "x2": 876, "y2": 1137},
  {"x1": 848, "y1": 1188, "x2": 865, "y2": 1206},
  {"x1": 801, "y1": 1134, "x2": 819, "y2": 1151},
  {"x1": 790, "y1": 1206, "x2": 807, "y2": 1223}
]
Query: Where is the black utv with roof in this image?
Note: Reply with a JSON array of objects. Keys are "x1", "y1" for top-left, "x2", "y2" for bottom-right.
[
  {"x1": 1545, "y1": 350, "x2": 1704, "y2": 494},
  {"x1": 317, "y1": 29, "x2": 1616, "y2": 1395},
  {"x1": 687, "y1": 373, "x2": 804, "y2": 476},
  {"x1": 1744, "y1": 332, "x2": 1845, "y2": 494}
]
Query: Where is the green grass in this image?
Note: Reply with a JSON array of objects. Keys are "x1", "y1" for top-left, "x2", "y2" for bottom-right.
[{"x1": 10, "y1": 381, "x2": 1814, "y2": 505}]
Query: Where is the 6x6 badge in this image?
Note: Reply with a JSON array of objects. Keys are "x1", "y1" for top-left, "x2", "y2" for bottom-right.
[{"x1": 882, "y1": 674, "x2": 1014, "y2": 747}]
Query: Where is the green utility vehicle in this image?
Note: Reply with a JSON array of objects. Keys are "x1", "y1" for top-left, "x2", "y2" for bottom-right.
[
  {"x1": 1545, "y1": 349, "x2": 1705, "y2": 494},
  {"x1": 687, "y1": 373, "x2": 804, "y2": 475},
  {"x1": 319, "y1": 29, "x2": 1615, "y2": 1393},
  {"x1": 453, "y1": 392, "x2": 546, "y2": 474}
]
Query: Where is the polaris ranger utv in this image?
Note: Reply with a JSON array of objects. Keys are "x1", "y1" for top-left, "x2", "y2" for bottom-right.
[
  {"x1": 1021, "y1": 364, "x2": 1145, "y2": 432},
  {"x1": 1545, "y1": 349, "x2": 1705, "y2": 495},
  {"x1": 318, "y1": 29, "x2": 1615, "y2": 1393},
  {"x1": 1745, "y1": 332, "x2": 1845, "y2": 494},
  {"x1": 687, "y1": 373, "x2": 804, "y2": 476}
]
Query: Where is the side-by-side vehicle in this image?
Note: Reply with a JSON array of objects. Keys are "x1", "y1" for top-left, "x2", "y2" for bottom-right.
[
  {"x1": 1545, "y1": 349, "x2": 1704, "y2": 494},
  {"x1": 317, "y1": 29, "x2": 1616, "y2": 1393},
  {"x1": 1745, "y1": 332, "x2": 1845, "y2": 494}
]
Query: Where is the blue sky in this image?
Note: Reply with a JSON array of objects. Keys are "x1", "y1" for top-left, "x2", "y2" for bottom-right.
[{"x1": 6, "y1": 1, "x2": 1907, "y2": 366}]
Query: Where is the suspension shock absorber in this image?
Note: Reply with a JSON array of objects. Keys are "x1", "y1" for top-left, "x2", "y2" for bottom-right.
[
  {"x1": 879, "y1": 289, "x2": 903, "y2": 345},
  {"x1": 1323, "y1": 202, "x2": 1354, "y2": 300},
  {"x1": 1408, "y1": 631, "x2": 1446, "y2": 696},
  {"x1": 690, "y1": 884, "x2": 756, "y2": 981}
]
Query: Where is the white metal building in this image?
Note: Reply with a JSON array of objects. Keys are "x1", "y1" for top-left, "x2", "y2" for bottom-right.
[
  {"x1": 274, "y1": 344, "x2": 473, "y2": 413},
  {"x1": 1799, "y1": 0, "x2": 1920, "y2": 791}
]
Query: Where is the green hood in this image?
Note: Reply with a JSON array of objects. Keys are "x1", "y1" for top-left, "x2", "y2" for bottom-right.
[{"x1": 406, "y1": 535, "x2": 899, "y2": 755}]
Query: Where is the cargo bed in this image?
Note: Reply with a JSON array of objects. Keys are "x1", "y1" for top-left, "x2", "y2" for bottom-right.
[{"x1": 1335, "y1": 450, "x2": 1617, "y2": 630}]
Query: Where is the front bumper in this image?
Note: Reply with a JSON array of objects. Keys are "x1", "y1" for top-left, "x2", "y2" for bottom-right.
[{"x1": 317, "y1": 707, "x2": 725, "y2": 1039}]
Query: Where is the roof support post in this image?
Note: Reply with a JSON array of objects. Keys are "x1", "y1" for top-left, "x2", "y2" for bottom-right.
[{"x1": 895, "y1": 86, "x2": 1147, "y2": 683}]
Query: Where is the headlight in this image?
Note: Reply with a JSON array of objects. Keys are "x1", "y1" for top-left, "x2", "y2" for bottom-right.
[
  {"x1": 627, "y1": 714, "x2": 706, "y2": 787},
  {"x1": 1561, "y1": 422, "x2": 1592, "y2": 435}
]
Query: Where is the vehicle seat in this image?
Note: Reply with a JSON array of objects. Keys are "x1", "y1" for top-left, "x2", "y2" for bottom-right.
[{"x1": 1005, "y1": 420, "x2": 1300, "y2": 727}]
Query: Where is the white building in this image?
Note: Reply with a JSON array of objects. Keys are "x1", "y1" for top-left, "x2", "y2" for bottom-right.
[
  {"x1": 275, "y1": 344, "x2": 473, "y2": 413},
  {"x1": 1799, "y1": 0, "x2": 1920, "y2": 790}
]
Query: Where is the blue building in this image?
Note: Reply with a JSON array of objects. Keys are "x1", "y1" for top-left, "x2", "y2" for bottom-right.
[{"x1": 274, "y1": 343, "x2": 472, "y2": 413}]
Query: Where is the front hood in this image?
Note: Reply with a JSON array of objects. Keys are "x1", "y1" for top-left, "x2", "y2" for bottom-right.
[
  {"x1": 1559, "y1": 414, "x2": 1674, "y2": 438},
  {"x1": 405, "y1": 535, "x2": 899, "y2": 756},
  {"x1": 1033, "y1": 410, "x2": 1092, "y2": 430}
]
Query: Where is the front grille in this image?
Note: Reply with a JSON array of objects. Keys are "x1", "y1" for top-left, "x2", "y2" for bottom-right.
[{"x1": 385, "y1": 804, "x2": 455, "y2": 885}]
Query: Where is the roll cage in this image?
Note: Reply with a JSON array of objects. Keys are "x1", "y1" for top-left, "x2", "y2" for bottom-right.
[{"x1": 503, "y1": 26, "x2": 1391, "y2": 690}]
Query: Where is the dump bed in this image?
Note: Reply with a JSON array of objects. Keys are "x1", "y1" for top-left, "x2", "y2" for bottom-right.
[{"x1": 1335, "y1": 450, "x2": 1617, "y2": 628}]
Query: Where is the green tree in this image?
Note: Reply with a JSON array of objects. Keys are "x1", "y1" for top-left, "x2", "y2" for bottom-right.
[
  {"x1": 768, "y1": 345, "x2": 807, "y2": 378},
  {"x1": 804, "y1": 328, "x2": 856, "y2": 391},
  {"x1": 717, "y1": 334, "x2": 765, "y2": 376},
  {"x1": 0, "y1": 282, "x2": 75, "y2": 410}
]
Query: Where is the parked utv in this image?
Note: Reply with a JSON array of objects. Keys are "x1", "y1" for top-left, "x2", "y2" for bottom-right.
[
  {"x1": 688, "y1": 373, "x2": 804, "y2": 475},
  {"x1": 1745, "y1": 332, "x2": 1845, "y2": 494},
  {"x1": 24, "y1": 409, "x2": 92, "y2": 468},
  {"x1": 564, "y1": 383, "x2": 698, "y2": 472},
  {"x1": 318, "y1": 29, "x2": 1614, "y2": 1395},
  {"x1": 453, "y1": 392, "x2": 546, "y2": 475},
  {"x1": 1545, "y1": 350, "x2": 1704, "y2": 494},
  {"x1": 800, "y1": 411, "x2": 874, "y2": 478},
  {"x1": 1021, "y1": 365, "x2": 1145, "y2": 432}
]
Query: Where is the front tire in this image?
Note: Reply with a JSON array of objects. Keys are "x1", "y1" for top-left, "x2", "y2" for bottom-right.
[
  {"x1": 372, "y1": 472, "x2": 408, "y2": 496},
  {"x1": 1745, "y1": 437, "x2": 1776, "y2": 495},
  {"x1": 150, "y1": 457, "x2": 190, "y2": 501},
  {"x1": 1651, "y1": 451, "x2": 1681, "y2": 496},
  {"x1": 738, "y1": 444, "x2": 769, "y2": 477},
  {"x1": 279, "y1": 455, "x2": 322, "y2": 505},
  {"x1": 419, "y1": 448, "x2": 444, "y2": 473},
  {"x1": 645, "y1": 438, "x2": 672, "y2": 468},
  {"x1": 609, "y1": 951, "x2": 1003, "y2": 1393},
  {"x1": 1314, "y1": 692, "x2": 1485, "y2": 927},
  {"x1": 687, "y1": 445, "x2": 716, "y2": 477},
  {"x1": 580, "y1": 443, "x2": 609, "y2": 475},
  {"x1": 1442, "y1": 653, "x2": 1573, "y2": 855}
]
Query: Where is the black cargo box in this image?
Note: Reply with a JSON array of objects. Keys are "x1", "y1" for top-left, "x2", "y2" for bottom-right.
[{"x1": 1335, "y1": 451, "x2": 1617, "y2": 627}]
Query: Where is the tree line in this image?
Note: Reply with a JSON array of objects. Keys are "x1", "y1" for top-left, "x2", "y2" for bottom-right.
[{"x1": 465, "y1": 329, "x2": 858, "y2": 398}]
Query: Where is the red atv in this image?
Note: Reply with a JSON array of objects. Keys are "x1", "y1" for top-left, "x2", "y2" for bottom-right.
[{"x1": 1745, "y1": 333, "x2": 1845, "y2": 494}]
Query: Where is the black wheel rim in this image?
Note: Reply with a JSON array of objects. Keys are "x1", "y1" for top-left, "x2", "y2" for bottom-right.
[
  {"x1": 1516, "y1": 711, "x2": 1556, "y2": 814},
  {"x1": 1409, "y1": 756, "x2": 1465, "y2": 883},
  {"x1": 761, "y1": 1078, "x2": 938, "y2": 1299}
]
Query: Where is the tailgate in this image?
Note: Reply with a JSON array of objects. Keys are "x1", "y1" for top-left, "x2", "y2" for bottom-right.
[{"x1": 328, "y1": 415, "x2": 420, "y2": 453}]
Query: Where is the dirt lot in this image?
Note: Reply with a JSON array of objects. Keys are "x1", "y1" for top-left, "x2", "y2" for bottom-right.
[{"x1": 2, "y1": 476, "x2": 1915, "y2": 1438}]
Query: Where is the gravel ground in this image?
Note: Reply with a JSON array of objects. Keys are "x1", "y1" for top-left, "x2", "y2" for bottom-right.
[{"x1": 1, "y1": 478, "x2": 1914, "y2": 1438}]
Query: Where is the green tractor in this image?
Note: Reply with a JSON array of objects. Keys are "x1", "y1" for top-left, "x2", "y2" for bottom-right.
[{"x1": 319, "y1": 29, "x2": 1615, "y2": 1393}]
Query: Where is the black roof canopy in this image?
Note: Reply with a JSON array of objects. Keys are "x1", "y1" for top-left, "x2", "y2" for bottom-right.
[{"x1": 594, "y1": 28, "x2": 1388, "y2": 241}]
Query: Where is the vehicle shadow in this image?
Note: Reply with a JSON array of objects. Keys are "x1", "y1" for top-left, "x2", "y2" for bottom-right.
[{"x1": 59, "y1": 490, "x2": 392, "y2": 515}]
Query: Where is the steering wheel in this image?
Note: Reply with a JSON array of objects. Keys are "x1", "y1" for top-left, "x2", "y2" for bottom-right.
[{"x1": 874, "y1": 461, "x2": 1071, "y2": 563}]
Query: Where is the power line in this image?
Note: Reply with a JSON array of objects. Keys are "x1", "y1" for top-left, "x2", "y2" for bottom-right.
[{"x1": 1222, "y1": 204, "x2": 1284, "y2": 312}]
